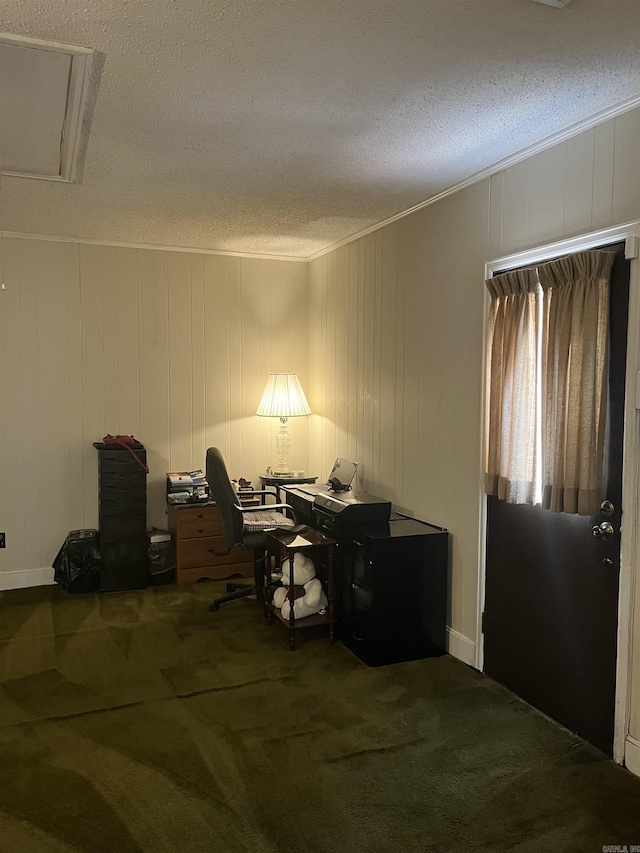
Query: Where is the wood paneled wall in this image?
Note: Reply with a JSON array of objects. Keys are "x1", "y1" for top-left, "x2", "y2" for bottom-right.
[
  {"x1": 0, "y1": 240, "x2": 309, "y2": 578},
  {"x1": 308, "y1": 108, "x2": 640, "y2": 664},
  {"x1": 309, "y1": 187, "x2": 491, "y2": 657}
]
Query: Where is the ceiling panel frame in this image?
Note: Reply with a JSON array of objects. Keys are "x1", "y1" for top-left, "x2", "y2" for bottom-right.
[{"x1": 0, "y1": 32, "x2": 93, "y2": 183}]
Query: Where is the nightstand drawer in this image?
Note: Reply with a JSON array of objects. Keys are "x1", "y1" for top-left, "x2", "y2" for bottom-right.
[{"x1": 178, "y1": 536, "x2": 252, "y2": 569}]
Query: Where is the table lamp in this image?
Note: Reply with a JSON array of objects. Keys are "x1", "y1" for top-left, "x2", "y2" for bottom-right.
[{"x1": 256, "y1": 373, "x2": 311, "y2": 475}]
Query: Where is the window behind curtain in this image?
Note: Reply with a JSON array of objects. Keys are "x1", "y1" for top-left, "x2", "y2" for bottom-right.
[{"x1": 485, "y1": 250, "x2": 614, "y2": 515}]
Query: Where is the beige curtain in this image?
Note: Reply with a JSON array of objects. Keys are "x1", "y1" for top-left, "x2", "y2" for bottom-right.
[
  {"x1": 484, "y1": 267, "x2": 540, "y2": 505},
  {"x1": 538, "y1": 250, "x2": 614, "y2": 515}
]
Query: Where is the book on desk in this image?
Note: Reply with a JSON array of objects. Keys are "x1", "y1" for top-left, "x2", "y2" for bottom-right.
[{"x1": 166, "y1": 470, "x2": 209, "y2": 504}]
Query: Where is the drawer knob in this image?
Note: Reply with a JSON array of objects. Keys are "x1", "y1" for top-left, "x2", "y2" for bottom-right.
[
  {"x1": 208, "y1": 547, "x2": 231, "y2": 556},
  {"x1": 197, "y1": 513, "x2": 204, "y2": 519},
  {"x1": 197, "y1": 528, "x2": 204, "y2": 533}
]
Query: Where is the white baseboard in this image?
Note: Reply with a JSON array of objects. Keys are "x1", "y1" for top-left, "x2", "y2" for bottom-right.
[
  {"x1": 625, "y1": 735, "x2": 640, "y2": 778},
  {"x1": 0, "y1": 568, "x2": 56, "y2": 591},
  {"x1": 446, "y1": 626, "x2": 477, "y2": 668}
]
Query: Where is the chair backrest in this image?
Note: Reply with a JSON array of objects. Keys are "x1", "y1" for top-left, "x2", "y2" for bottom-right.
[{"x1": 206, "y1": 448, "x2": 245, "y2": 549}]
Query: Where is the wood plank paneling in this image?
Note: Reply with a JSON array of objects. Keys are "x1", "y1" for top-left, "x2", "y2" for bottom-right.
[
  {"x1": 612, "y1": 110, "x2": 640, "y2": 226},
  {"x1": 347, "y1": 242, "x2": 360, "y2": 469},
  {"x1": 228, "y1": 258, "x2": 243, "y2": 474},
  {"x1": 101, "y1": 246, "x2": 119, "y2": 431},
  {"x1": 501, "y1": 161, "x2": 529, "y2": 254},
  {"x1": 138, "y1": 249, "x2": 170, "y2": 528},
  {"x1": 564, "y1": 130, "x2": 595, "y2": 237},
  {"x1": 335, "y1": 245, "x2": 349, "y2": 462},
  {"x1": 257, "y1": 259, "x2": 273, "y2": 470},
  {"x1": 190, "y1": 254, "x2": 206, "y2": 470},
  {"x1": 526, "y1": 145, "x2": 566, "y2": 245},
  {"x1": 65, "y1": 243, "x2": 84, "y2": 527},
  {"x1": 400, "y1": 213, "x2": 422, "y2": 515},
  {"x1": 394, "y1": 221, "x2": 407, "y2": 507},
  {"x1": 79, "y1": 244, "x2": 104, "y2": 528},
  {"x1": 204, "y1": 255, "x2": 231, "y2": 462},
  {"x1": 380, "y1": 223, "x2": 398, "y2": 496},
  {"x1": 168, "y1": 251, "x2": 193, "y2": 472},
  {"x1": 240, "y1": 258, "x2": 260, "y2": 479},
  {"x1": 116, "y1": 248, "x2": 140, "y2": 435},
  {"x1": 0, "y1": 239, "x2": 26, "y2": 572},
  {"x1": 36, "y1": 241, "x2": 70, "y2": 567},
  {"x1": 488, "y1": 171, "x2": 504, "y2": 259},
  {"x1": 592, "y1": 121, "x2": 615, "y2": 228}
]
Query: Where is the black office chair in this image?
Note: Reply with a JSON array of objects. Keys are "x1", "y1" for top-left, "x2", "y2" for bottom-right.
[{"x1": 205, "y1": 447, "x2": 297, "y2": 612}]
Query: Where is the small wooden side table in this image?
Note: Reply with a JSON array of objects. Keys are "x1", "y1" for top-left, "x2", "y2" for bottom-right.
[{"x1": 265, "y1": 527, "x2": 337, "y2": 650}]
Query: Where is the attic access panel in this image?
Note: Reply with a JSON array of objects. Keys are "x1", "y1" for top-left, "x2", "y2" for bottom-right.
[{"x1": 0, "y1": 33, "x2": 93, "y2": 182}]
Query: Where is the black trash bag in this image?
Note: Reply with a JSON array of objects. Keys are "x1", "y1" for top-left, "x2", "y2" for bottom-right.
[
  {"x1": 147, "y1": 539, "x2": 176, "y2": 586},
  {"x1": 53, "y1": 529, "x2": 103, "y2": 594}
]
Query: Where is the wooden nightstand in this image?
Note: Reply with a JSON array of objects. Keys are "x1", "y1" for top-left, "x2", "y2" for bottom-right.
[{"x1": 167, "y1": 503, "x2": 253, "y2": 585}]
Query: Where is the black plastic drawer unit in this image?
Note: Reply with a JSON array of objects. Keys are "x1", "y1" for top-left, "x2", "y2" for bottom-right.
[{"x1": 93, "y1": 441, "x2": 148, "y2": 591}]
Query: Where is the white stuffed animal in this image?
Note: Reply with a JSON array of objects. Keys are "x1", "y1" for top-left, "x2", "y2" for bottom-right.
[{"x1": 272, "y1": 551, "x2": 328, "y2": 619}]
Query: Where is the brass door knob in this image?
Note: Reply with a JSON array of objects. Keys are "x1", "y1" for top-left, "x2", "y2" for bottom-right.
[{"x1": 592, "y1": 521, "x2": 615, "y2": 540}]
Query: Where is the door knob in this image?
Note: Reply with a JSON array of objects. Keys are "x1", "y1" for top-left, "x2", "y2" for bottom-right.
[{"x1": 592, "y1": 521, "x2": 615, "y2": 540}]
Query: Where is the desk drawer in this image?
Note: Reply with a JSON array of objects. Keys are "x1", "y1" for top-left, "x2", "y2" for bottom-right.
[
  {"x1": 179, "y1": 521, "x2": 220, "y2": 539},
  {"x1": 178, "y1": 536, "x2": 251, "y2": 569},
  {"x1": 176, "y1": 506, "x2": 221, "y2": 532}
]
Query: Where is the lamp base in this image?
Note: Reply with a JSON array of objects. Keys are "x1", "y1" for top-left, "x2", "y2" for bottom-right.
[
  {"x1": 271, "y1": 464, "x2": 292, "y2": 476},
  {"x1": 273, "y1": 417, "x2": 292, "y2": 476}
]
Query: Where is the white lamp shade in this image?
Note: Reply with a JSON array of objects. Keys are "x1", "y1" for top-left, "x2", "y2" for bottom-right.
[{"x1": 256, "y1": 373, "x2": 311, "y2": 418}]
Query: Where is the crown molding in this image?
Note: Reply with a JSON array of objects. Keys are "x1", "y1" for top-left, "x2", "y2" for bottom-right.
[
  {"x1": 1, "y1": 231, "x2": 308, "y2": 263},
  {"x1": 306, "y1": 93, "x2": 640, "y2": 262}
]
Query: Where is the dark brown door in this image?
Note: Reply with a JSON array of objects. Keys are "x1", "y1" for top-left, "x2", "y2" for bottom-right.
[{"x1": 484, "y1": 242, "x2": 630, "y2": 756}]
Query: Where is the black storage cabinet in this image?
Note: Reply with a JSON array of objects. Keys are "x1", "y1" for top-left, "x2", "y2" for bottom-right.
[
  {"x1": 341, "y1": 516, "x2": 449, "y2": 667},
  {"x1": 93, "y1": 441, "x2": 148, "y2": 591}
]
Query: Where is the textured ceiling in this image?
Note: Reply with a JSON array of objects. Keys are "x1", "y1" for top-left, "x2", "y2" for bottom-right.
[{"x1": 1, "y1": 0, "x2": 639, "y2": 259}]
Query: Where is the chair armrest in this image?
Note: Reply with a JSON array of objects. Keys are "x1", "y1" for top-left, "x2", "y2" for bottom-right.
[{"x1": 252, "y1": 488, "x2": 278, "y2": 505}]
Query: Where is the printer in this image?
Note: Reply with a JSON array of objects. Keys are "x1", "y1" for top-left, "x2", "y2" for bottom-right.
[{"x1": 283, "y1": 485, "x2": 391, "y2": 534}]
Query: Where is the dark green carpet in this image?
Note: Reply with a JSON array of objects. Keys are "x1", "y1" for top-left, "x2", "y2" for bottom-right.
[{"x1": 0, "y1": 583, "x2": 639, "y2": 852}]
